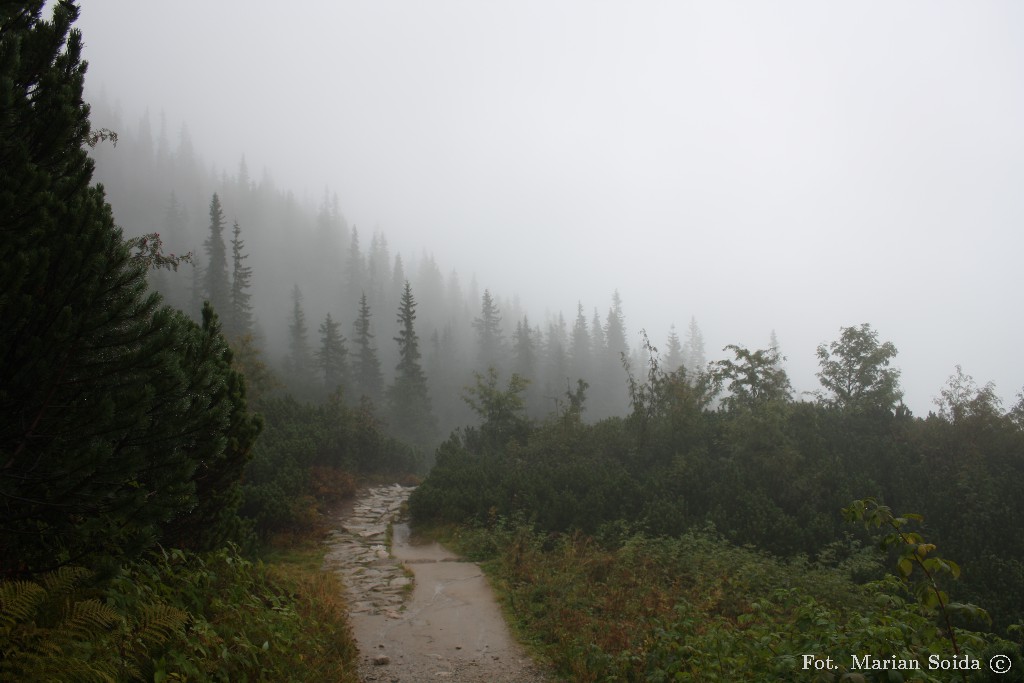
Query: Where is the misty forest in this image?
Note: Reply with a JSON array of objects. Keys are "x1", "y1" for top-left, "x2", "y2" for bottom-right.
[{"x1": 3, "y1": 3, "x2": 1024, "y2": 682}]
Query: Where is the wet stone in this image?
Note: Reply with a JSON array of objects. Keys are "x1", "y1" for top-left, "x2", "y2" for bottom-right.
[{"x1": 322, "y1": 484, "x2": 415, "y2": 617}]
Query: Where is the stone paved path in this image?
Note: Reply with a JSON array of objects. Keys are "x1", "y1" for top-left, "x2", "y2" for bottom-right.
[
  {"x1": 323, "y1": 484, "x2": 553, "y2": 683},
  {"x1": 322, "y1": 484, "x2": 416, "y2": 619}
]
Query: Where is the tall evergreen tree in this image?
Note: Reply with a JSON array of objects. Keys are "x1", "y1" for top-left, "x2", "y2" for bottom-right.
[
  {"x1": 285, "y1": 284, "x2": 314, "y2": 391},
  {"x1": 512, "y1": 316, "x2": 537, "y2": 381},
  {"x1": 391, "y1": 254, "x2": 406, "y2": 303},
  {"x1": 152, "y1": 190, "x2": 189, "y2": 310},
  {"x1": 188, "y1": 253, "x2": 203, "y2": 320},
  {"x1": 388, "y1": 282, "x2": 436, "y2": 447},
  {"x1": 683, "y1": 316, "x2": 707, "y2": 378},
  {"x1": 346, "y1": 226, "x2": 365, "y2": 302},
  {"x1": 203, "y1": 193, "x2": 229, "y2": 314},
  {"x1": 351, "y1": 292, "x2": 383, "y2": 404},
  {"x1": 590, "y1": 308, "x2": 606, "y2": 360},
  {"x1": 473, "y1": 288, "x2": 504, "y2": 372},
  {"x1": 513, "y1": 315, "x2": 542, "y2": 416},
  {"x1": 544, "y1": 314, "x2": 570, "y2": 411},
  {"x1": 0, "y1": 1, "x2": 259, "y2": 573},
  {"x1": 368, "y1": 230, "x2": 391, "y2": 309},
  {"x1": 664, "y1": 325, "x2": 684, "y2": 373},
  {"x1": 317, "y1": 312, "x2": 349, "y2": 394},
  {"x1": 226, "y1": 219, "x2": 253, "y2": 340},
  {"x1": 603, "y1": 290, "x2": 628, "y2": 365},
  {"x1": 162, "y1": 190, "x2": 189, "y2": 236},
  {"x1": 569, "y1": 302, "x2": 591, "y2": 382}
]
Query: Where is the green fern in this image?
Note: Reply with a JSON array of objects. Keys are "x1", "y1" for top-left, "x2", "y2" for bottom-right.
[
  {"x1": 0, "y1": 566, "x2": 188, "y2": 682},
  {"x1": 64, "y1": 598, "x2": 121, "y2": 638},
  {"x1": 0, "y1": 580, "x2": 47, "y2": 628},
  {"x1": 131, "y1": 603, "x2": 188, "y2": 647},
  {"x1": 39, "y1": 565, "x2": 91, "y2": 597}
]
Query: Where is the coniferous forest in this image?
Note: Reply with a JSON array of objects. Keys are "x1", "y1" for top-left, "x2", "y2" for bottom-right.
[{"x1": 3, "y1": 3, "x2": 1024, "y2": 681}]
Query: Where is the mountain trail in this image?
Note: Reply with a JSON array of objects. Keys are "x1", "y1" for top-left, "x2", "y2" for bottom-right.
[{"x1": 323, "y1": 484, "x2": 554, "y2": 682}]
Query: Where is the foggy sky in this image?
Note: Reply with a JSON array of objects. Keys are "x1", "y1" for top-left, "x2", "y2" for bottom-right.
[{"x1": 75, "y1": 1, "x2": 1024, "y2": 414}]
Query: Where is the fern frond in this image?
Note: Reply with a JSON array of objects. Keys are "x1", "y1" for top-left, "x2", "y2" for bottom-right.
[
  {"x1": 132, "y1": 603, "x2": 188, "y2": 647},
  {"x1": 63, "y1": 598, "x2": 122, "y2": 638},
  {"x1": 39, "y1": 565, "x2": 91, "y2": 596},
  {"x1": 0, "y1": 580, "x2": 47, "y2": 627}
]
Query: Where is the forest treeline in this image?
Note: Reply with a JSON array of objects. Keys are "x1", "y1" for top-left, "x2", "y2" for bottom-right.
[
  {"x1": 86, "y1": 89, "x2": 717, "y2": 447},
  {"x1": 409, "y1": 334, "x2": 1024, "y2": 677},
  {"x1": 4, "y1": 2, "x2": 1024, "y2": 680}
]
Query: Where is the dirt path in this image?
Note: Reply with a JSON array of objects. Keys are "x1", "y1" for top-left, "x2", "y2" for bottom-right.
[{"x1": 323, "y1": 485, "x2": 553, "y2": 683}]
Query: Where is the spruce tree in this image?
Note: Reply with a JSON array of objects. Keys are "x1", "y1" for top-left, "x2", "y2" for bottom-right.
[
  {"x1": 227, "y1": 219, "x2": 253, "y2": 341},
  {"x1": 570, "y1": 302, "x2": 591, "y2": 382},
  {"x1": 590, "y1": 307, "x2": 606, "y2": 360},
  {"x1": 513, "y1": 316, "x2": 542, "y2": 416},
  {"x1": 473, "y1": 288, "x2": 504, "y2": 372},
  {"x1": 317, "y1": 312, "x2": 349, "y2": 394},
  {"x1": 346, "y1": 226, "x2": 366, "y2": 303},
  {"x1": 664, "y1": 325, "x2": 684, "y2": 373},
  {"x1": 391, "y1": 254, "x2": 406, "y2": 306},
  {"x1": 0, "y1": 1, "x2": 259, "y2": 573},
  {"x1": 368, "y1": 230, "x2": 391, "y2": 309},
  {"x1": 544, "y1": 314, "x2": 570, "y2": 410},
  {"x1": 512, "y1": 316, "x2": 536, "y2": 382},
  {"x1": 188, "y1": 253, "x2": 203, "y2": 320},
  {"x1": 203, "y1": 193, "x2": 229, "y2": 315},
  {"x1": 388, "y1": 282, "x2": 436, "y2": 447},
  {"x1": 683, "y1": 316, "x2": 707, "y2": 378},
  {"x1": 603, "y1": 290, "x2": 628, "y2": 366},
  {"x1": 285, "y1": 284, "x2": 314, "y2": 392},
  {"x1": 351, "y1": 292, "x2": 383, "y2": 405}
]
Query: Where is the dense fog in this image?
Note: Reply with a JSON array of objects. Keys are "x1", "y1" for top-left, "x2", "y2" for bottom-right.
[{"x1": 76, "y1": 1, "x2": 1024, "y2": 415}]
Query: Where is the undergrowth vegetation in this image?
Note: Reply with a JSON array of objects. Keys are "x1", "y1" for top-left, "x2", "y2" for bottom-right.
[
  {"x1": 1, "y1": 543, "x2": 359, "y2": 682},
  {"x1": 411, "y1": 345, "x2": 1024, "y2": 680},
  {"x1": 441, "y1": 520, "x2": 1022, "y2": 682}
]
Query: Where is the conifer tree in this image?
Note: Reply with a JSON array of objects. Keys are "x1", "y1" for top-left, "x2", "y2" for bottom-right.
[
  {"x1": 352, "y1": 292, "x2": 383, "y2": 404},
  {"x1": 603, "y1": 290, "x2": 629, "y2": 365},
  {"x1": 346, "y1": 226, "x2": 365, "y2": 301},
  {"x1": 664, "y1": 325, "x2": 684, "y2": 373},
  {"x1": 368, "y1": 230, "x2": 391, "y2": 308},
  {"x1": 226, "y1": 220, "x2": 253, "y2": 340},
  {"x1": 203, "y1": 193, "x2": 229, "y2": 314},
  {"x1": 388, "y1": 282, "x2": 436, "y2": 447},
  {"x1": 391, "y1": 254, "x2": 406, "y2": 303},
  {"x1": 162, "y1": 191, "x2": 188, "y2": 235},
  {"x1": 544, "y1": 314, "x2": 570, "y2": 410},
  {"x1": 0, "y1": 1, "x2": 259, "y2": 573},
  {"x1": 473, "y1": 289, "x2": 504, "y2": 372},
  {"x1": 513, "y1": 316, "x2": 543, "y2": 416},
  {"x1": 317, "y1": 313, "x2": 349, "y2": 394},
  {"x1": 590, "y1": 308, "x2": 606, "y2": 359},
  {"x1": 683, "y1": 315, "x2": 707, "y2": 378},
  {"x1": 188, "y1": 253, "x2": 203, "y2": 320},
  {"x1": 286, "y1": 284, "x2": 314, "y2": 391},
  {"x1": 570, "y1": 302, "x2": 591, "y2": 382},
  {"x1": 512, "y1": 316, "x2": 537, "y2": 381},
  {"x1": 152, "y1": 190, "x2": 189, "y2": 310}
]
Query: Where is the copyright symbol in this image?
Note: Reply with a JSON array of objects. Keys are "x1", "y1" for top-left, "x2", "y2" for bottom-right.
[{"x1": 990, "y1": 654, "x2": 1012, "y2": 674}]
